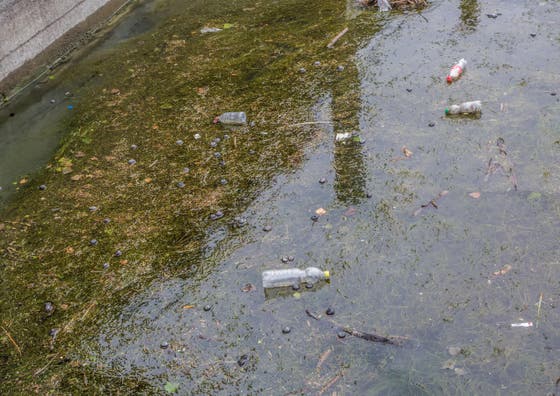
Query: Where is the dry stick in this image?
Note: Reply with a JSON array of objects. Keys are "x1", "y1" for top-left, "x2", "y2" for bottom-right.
[
  {"x1": 318, "y1": 371, "x2": 344, "y2": 395},
  {"x1": 288, "y1": 121, "x2": 333, "y2": 127},
  {"x1": 34, "y1": 355, "x2": 57, "y2": 377},
  {"x1": 316, "y1": 348, "x2": 332, "y2": 371},
  {"x1": 327, "y1": 27, "x2": 349, "y2": 49},
  {"x1": 1, "y1": 326, "x2": 22, "y2": 356},
  {"x1": 536, "y1": 293, "x2": 543, "y2": 328}
]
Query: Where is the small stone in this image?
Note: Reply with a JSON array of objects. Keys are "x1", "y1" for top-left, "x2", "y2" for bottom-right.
[
  {"x1": 65, "y1": 91, "x2": 72, "y2": 97},
  {"x1": 336, "y1": 65, "x2": 345, "y2": 72},
  {"x1": 263, "y1": 225, "x2": 272, "y2": 232},
  {"x1": 160, "y1": 341, "x2": 169, "y2": 349},
  {"x1": 45, "y1": 302, "x2": 55, "y2": 314},
  {"x1": 299, "y1": 67, "x2": 306, "y2": 74},
  {"x1": 326, "y1": 307, "x2": 335, "y2": 316},
  {"x1": 103, "y1": 218, "x2": 111, "y2": 224},
  {"x1": 305, "y1": 283, "x2": 314, "y2": 289},
  {"x1": 38, "y1": 184, "x2": 47, "y2": 191},
  {"x1": 223, "y1": 134, "x2": 230, "y2": 140},
  {"x1": 214, "y1": 152, "x2": 221, "y2": 158},
  {"x1": 310, "y1": 215, "x2": 319, "y2": 222},
  {"x1": 219, "y1": 160, "x2": 226, "y2": 167},
  {"x1": 237, "y1": 354, "x2": 249, "y2": 367},
  {"x1": 406, "y1": 88, "x2": 412, "y2": 93},
  {"x1": 282, "y1": 326, "x2": 291, "y2": 334},
  {"x1": 177, "y1": 181, "x2": 185, "y2": 188},
  {"x1": 50, "y1": 99, "x2": 56, "y2": 104},
  {"x1": 281, "y1": 256, "x2": 289, "y2": 263},
  {"x1": 210, "y1": 141, "x2": 217, "y2": 148},
  {"x1": 530, "y1": 33, "x2": 537, "y2": 38},
  {"x1": 176, "y1": 140, "x2": 184, "y2": 146},
  {"x1": 89, "y1": 206, "x2": 98, "y2": 212},
  {"x1": 454, "y1": 367, "x2": 466, "y2": 376},
  {"x1": 220, "y1": 179, "x2": 228, "y2": 185},
  {"x1": 130, "y1": 144, "x2": 138, "y2": 150},
  {"x1": 203, "y1": 304, "x2": 212, "y2": 311},
  {"x1": 128, "y1": 159, "x2": 136, "y2": 165},
  {"x1": 215, "y1": 210, "x2": 224, "y2": 219},
  {"x1": 486, "y1": 13, "x2": 498, "y2": 19},
  {"x1": 318, "y1": 178, "x2": 327, "y2": 184},
  {"x1": 194, "y1": 133, "x2": 201, "y2": 140},
  {"x1": 366, "y1": 193, "x2": 373, "y2": 198},
  {"x1": 428, "y1": 122, "x2": 436, "y2": 127},
  {"x1": 249, "y1": 121, "x2": 256, "y2": 127},
  {"x1": 314, "y1": 61, "x2": 321, "y2": 67},
  {"x1": 287, "y1": 256, "x2": 295, "y2": 262},
  {"x1": 291, "y1": 283, "x2": 300, "y2": 291},
  {"x1": 103, "y1": 262, "x2": 110, "y2": 269},
  {"x1": 235, "y1": 217, "x2": 247, "y2": 227},
  {"x1": 49, "y1": 328, "x2": 60, "y2": 337},
  {"x1": 214, "y1": 137, "x2": 221, "y2": 143},
  {"x1": 210, "y1": 214, "x2": 217, "y2": 221},
  {"x1": 183, "y1": 167, "x2": 190, "y2": 173},
  {"x1": 337, "y1": 331, "x2": 346, "y2": 339},
  {"x1": 114, "y1": 250, "x2": 122, "y2": 257},
  {"x1": 249, "y1": 150, "x2": 255, "y2": 155},
  {"x1": 90, "y1": 239, "x2": 98, "y2": 246},
  {"x1": 551, "y1": 92, "x2": 557, "y2": 96}
]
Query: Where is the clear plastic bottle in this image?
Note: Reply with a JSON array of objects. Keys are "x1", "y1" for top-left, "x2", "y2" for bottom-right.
[
  {"x1": 217, "y1": 112, "x2": 247, "y2": 125},
  {"x1": 445, "y1": 100, "x2": 481, "y2": 115},
  {"x1": 446, "y1": 58, "x2": 467, "y2": 83},
  {"x1": 262, "y1": 267, "x2": 330, "y2": 289}
]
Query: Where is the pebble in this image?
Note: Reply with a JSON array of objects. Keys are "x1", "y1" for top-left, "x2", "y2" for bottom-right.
[
  {"x1": 249, "y1": 121, "x2": 256, "y2": 127},
  {"x1": 406, "y1": 88, "x2": 413, "y2": 93},
  {"x1": 318, "y1": 178, "x2": 327, "y2": 184},
  {"x1": 337, "y1": 331, "x2": 347, "y2": 339},
  {"x1": 214, "y1": 137, "x2": 221, "y2": 143},
  {"x1": 176, "y1": 140, "x2": 184, "y2": 146},
  {"x1": 291, "y1": 283, "x2": 300, "y2": 291},
  {"x1": 310, "y1": 215, "x2": 319, "y2": 222},
  {"x1": 215, "y1": 210, "x2": 224, "y2": 219},
  {"x1": 287, "y1": 256, "x2": 295, "y2": 262},
  {"x1": 282, "y1": 326, "x2": 291, "y2": 334},
  {"x1": 326, "y1": 307, "x2": 335, "y2": 316},
  {"x1": 366, "y1": 193, "x2": 373, "y2": 198},
  {"x1": 214, "y1": 152, "x2": 221, "y2": 158},
  {"x1": 45, "y1": 302, "x2": 55, "y2": 314},
  {"x1": 314, "y1": 61, "x2": 321, "y2": 67},
  {"x1": 551, "y1": 92, "x2": 557, "y2": 96},
  {"x1": 235, "y1": 217, "x2": 247, "y2": 227},
  {"x1": 49, "y1": 328, "x2": 60, "y2": 337},
  {"x1": 337, "y1": 65, "x2": 345, "y2": 72},
  {"x1": 177, "y1": 181, "x2": 185, "y2": 188},
  {"x1": 203, "y1": 304, "x2": 212, "y2": 311},
  {"x1": 89, "y1": 206, "x2": 98, "y2": 212},
  {"x1": 299, "y1": 67, "x2": 307, "y2": 74},
  {"x1": 130, "y1": 144, "x2": 138, "y2": 150},
  {"x1": 194, "y1": 133, "x2": 201, "y2": 140},
  {"x1": 103, "y1": 218, "x2": 111, "y2": 224},
  {"x1": 114, "y1": 250, "x2": 122, "y2": 257},
  {"x1": 281, "y1": 256, "x2": 289, "y2": 263},
  {"x1": 530, "y1": 33, "x2": 537, "y2": 38},
  {"x1": 210, "y1": 214, "x2": 217, "y2": 221},
  {"x1": 183, "y1": 167, "x2": 190, "y2": 174},
  {"x1": 160, "y1": 341, "x2": 169, "y2": 349},
  {"x1": 128, "y1": 159, "x2": 136, "y2": 165},
  {"x1": 210, "y1": 141, "x2": 217, "y2": 148},
  {"x1": 103, "y1": 262, "x2": 110, "y2": 269},
  {"x1": 50, "y1": 99, "x2": 56, "y2": 104},
  {"x1": 223, "y1": 134, "x2": 230, "y2": 140},
  {"x1": 219, "y1": 160, "x2": 226, "y2": 167},
  {"x1": 220, "y1": 179, "x2": 228, "y2": 185},
  {"x1": 428, "y1": 121, "x2": 436, "y2": 127},
  {"x1": 90, "y1": 239, "x2": 98, "y2": 246},
  {"x1": 305, "y1": 283, "x2": 314, "y2": 289},
  {"x1": 263, "y1": 225, "x2": 272, "y2": 232},
  {"x1": 237, "y1": 354, "x2": 249, "y2": 367},
  {"x1": 38, "y1": 184, "x2": 47, "y2": 191}
]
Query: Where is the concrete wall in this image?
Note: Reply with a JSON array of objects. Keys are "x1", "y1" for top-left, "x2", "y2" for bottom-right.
[{"x1": 0, "y1": 0, "x2": 121, "y2": 85}]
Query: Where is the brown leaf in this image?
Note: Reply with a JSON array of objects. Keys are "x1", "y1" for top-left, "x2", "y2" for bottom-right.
[
  {"x1": 65, "y1": 246, "x2": 75, "y2": 255},
  {"x1": 182, "y1": 304, "x2": 195, "y2": 310},
  {"x1": 241, "y1": 283, "x2": 256, "y2": 292},
  {"x1": 120, "y1": 259, "x2": 128, "y2": 265},
  {"x1": 70, "y1": 174, "x2": 83, "y2": 181},
  {"x1": 110, "y1": 88, "x2": 120, "y2": 95},
  {"x1": 402, "y1": 146, "x2": 413, "y2": 158},
  {"x1": 468, "y1": 192, "x2": 481, "y2": 199},
  {"x1": 74, "y1": 151, "x2": 85, "y2": 158},
  {"x1": 144, "y1": 177, "x2": 153, "y2": 183},
  {"x1": 344, "y1": 207, "x2": 357, "y2": 217},
  {"x1": 19, "y1": 178, "x2": 28, "y2": 185}
]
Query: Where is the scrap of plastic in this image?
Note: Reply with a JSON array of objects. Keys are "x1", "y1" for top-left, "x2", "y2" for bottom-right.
[
  {"x1": 378, "y1": 0, "x2": 392, "y2": 12},
  {"x1": 511, "y1": 322, "x2": 533, "y2": 328}
]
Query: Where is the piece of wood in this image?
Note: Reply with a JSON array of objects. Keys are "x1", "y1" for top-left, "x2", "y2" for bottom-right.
[{"x1": 327, "y1": 27, "x2": 349, "y2": 49}]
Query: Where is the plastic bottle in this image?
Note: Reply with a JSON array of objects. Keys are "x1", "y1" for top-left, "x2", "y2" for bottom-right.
[
  {"x1": 262, "y1": 267, "x2": 330, "y2": 289},
  {"x1": 446, "y1": 58, "x2": 467, "y2": 83},
  {"x1": 445, "y1": 100, "x2": 482, "y2": 115},
  {"x1": 216, "y1": 112, "x2": 247, "y2": 125}
]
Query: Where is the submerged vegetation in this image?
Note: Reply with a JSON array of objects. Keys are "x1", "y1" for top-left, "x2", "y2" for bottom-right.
[{"x1": 0, "y1": 0, "x2": 383, "y2": 392}]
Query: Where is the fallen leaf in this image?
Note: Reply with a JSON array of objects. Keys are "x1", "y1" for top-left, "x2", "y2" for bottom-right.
[
  {"x1": 241, "y1": 283, "x2": 256, "y2": 292},
  {"x1": 196, "y1": 87, "x2": 208, "y2": 95},
  {"x1": 402, "y1": 146, "x2": 413, "y2": 158},
  {"x1": 119, "y1": 259, "x2": 128, "y2": 265},
  {"x1": 223, "y1": 23, "x2": 234, "y2": 29},
  {"x1": 60, "y1": 304, "x2": 69, "y2": 310},
  {"x1": 152, "y1": 124, "x2": 159, "y2": 130},
  {"x1": 315, "y1": 207, "x2": 327, "y2": 216},
  {"x1": 493, "y1": 264, "x2": 512, "y2": 276},
  {"x1": 110, "y1": 88, "x2": 120, "y2": 95},
  {"x1": 70, "y1": 174, "x2": 83, "y2": 181},
  {"x1": 65, "y1": 246, "x2": 75, "y2": 255},
  {"x1": 19, "y1": 178, "x2": 28, "y2": 185},
  {"x1": 182, "y1": 304, "x2": 195, "y2": 310},
  {"x1": 468, "y1": 192, "x2": 481, "y2": 199},
  {"x1": 441, "y1": 359, "x2": 455, "y2": 370},
  {"x1": 74, "y1": 151, "x2": 85, "y2": 158},
  {"x1": 144, "y1": 177, "x2": 153, "y2": 183}
]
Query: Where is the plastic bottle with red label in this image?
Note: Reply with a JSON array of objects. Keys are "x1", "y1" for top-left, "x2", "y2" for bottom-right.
[{"x1": 446, "y1": 58, "x2": 467, "y2": 83}]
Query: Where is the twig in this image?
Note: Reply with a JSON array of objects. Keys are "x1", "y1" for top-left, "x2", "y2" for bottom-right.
[
  {"x1": 1, "y1": 326, "x2": 22, "y2": 355},
  {"x1": 316, "y1": 349, "x2": 332, "y2": 371},
  {"x1": 318, "y1": 371, "x2": 344, "y2": 395},
  {"x1": 536, "y1": 293, "x2": 543, "y2": 328},
  {"x1": 413, "y1": 190, "x2": 449, "y2": 217},
  {"x1": 327, "y1": 27, "x2": 349, "y2": 49},
  {"x1": 288, "y1": 121, "x2": 333, "y2": 127},
  {"x1": 34, "y1": 355, "x2": 57, "y2": 377}
]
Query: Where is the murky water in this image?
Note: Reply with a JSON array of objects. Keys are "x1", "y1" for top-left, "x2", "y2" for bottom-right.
[{"x1": 2, "y1": 0, "x2": 560, "y2": 394}]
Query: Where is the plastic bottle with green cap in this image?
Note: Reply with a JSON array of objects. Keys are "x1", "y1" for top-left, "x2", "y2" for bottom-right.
[
  {"x1": 262, "y1": 267, "x2": 330, "y2": 289},
  {"x1": 445, "y1": 100, "x2": 481, "y2": 115}
]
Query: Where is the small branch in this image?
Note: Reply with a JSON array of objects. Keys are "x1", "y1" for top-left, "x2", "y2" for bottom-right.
[
  {"x1": 288, "y1": 121, "x2": 333, "y2": 127},
  {"x1": 318, "y1": 371, "x2": 344, "y2": 395},
  {"x1": 1, "y1": 326, "x2": 22, "y2": 356},
  {"x1": 327, "y1": 27, "x2": 349, "y2": 49}
]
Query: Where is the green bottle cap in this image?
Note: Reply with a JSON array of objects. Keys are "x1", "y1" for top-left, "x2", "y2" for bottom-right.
[{"x1": 445, "y1": 108, "x2": 450, "y2": 115}]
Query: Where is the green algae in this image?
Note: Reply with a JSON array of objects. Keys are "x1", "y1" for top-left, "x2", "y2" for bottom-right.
[{"x1": 0, "y1": 0, "x2": 384, "y2": 393}]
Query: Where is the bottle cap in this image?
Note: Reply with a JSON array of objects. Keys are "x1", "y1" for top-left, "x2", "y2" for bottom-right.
[
  {"x1": 323, "y1": 270, "x2": 330, "y2": 279},
  {"x1": 446, "y1": 75, "x2": 452, "y2": 83},
  {"x1": 444, "y1": 108, "x2": 450, "y2": 115}
]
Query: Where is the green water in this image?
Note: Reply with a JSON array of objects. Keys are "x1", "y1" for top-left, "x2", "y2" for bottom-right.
[{"x1": 1, "y1": 0, "x2": 560, "y2": 394}]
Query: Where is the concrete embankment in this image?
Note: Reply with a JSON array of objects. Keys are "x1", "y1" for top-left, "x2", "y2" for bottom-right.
[{"x1": 0, "y1": 0, "x2": 127, "y2": 93}]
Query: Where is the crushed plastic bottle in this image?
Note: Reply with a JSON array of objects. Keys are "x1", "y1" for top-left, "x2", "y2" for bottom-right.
[
  {"x1": 445, "y1": 100, "x2": 482, "y2": 115},
  {"x1": 216, "y1": 112, "x2": 247, "y2": 125},
  {"x1": 446, "y1": 58, "x2": 467, "y2": 83},
  {"x1": 262, "y1": 267, "x2": 330, "y2": 289}
]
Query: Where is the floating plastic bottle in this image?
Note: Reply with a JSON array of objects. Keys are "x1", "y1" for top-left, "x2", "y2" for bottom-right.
[
  {"x1": 216, "y1": 112, "x2": 247, "y2": 125},
  {"x1": 446, "y1": 58, "x2": 467, "y2": 83},
  {"x1": 262, "y1": 267, "x2": 330, "y2": 289},
  {"x1": 445, "y1": 100, "x2": 482, "y2": 115}
]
